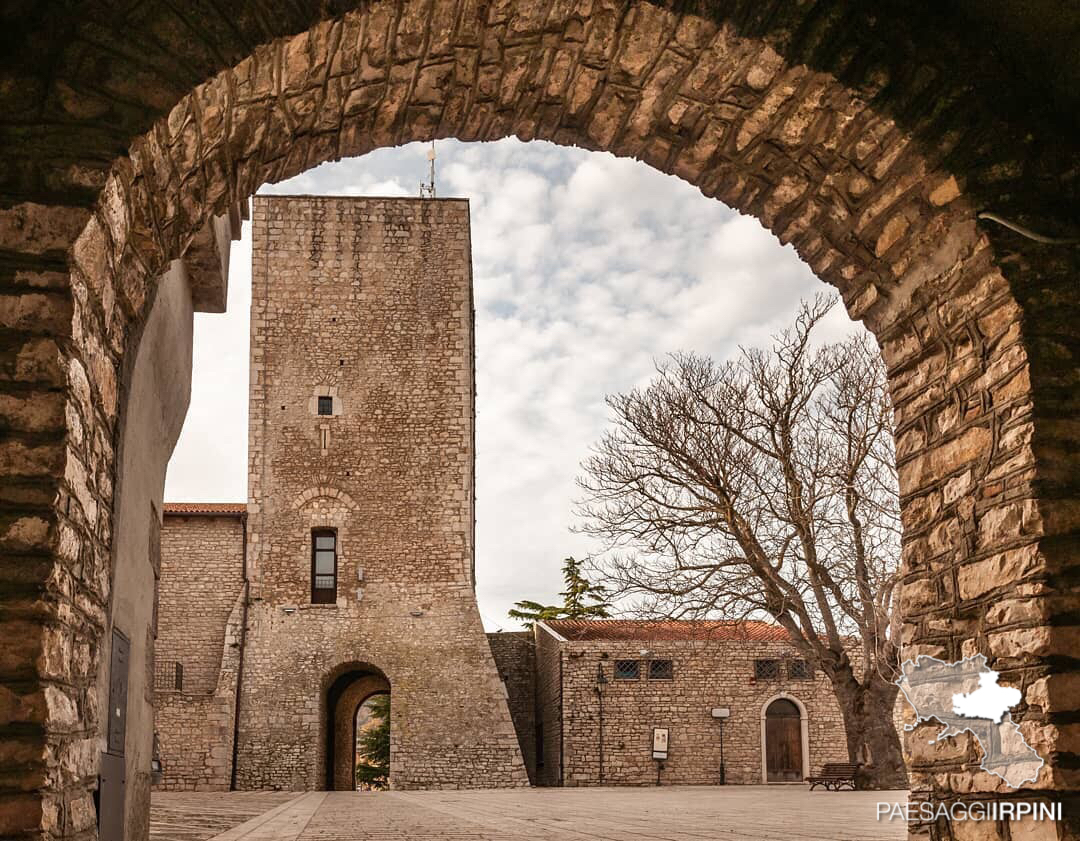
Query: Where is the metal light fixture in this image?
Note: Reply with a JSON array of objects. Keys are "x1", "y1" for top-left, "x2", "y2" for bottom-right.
[{"x1": 712, "y1": 706, "x2": 731, "y2": 785}]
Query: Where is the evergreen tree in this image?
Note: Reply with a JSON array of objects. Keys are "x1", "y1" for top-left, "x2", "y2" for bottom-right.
[
  {"x1": 355, "y1": 693, "x2": 390, "y2": 789},
  {"x1": 509, "y1": 556, "x2": 611, "y2": 627}
]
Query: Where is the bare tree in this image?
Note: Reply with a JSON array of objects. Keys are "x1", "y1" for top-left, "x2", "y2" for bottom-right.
[{"x1": 577, "y1": 295, "x2": 906, "y2": 789}]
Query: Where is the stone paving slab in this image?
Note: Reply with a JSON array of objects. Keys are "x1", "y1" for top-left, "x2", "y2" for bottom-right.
[
  {"x1": 150, "y1": 792, "x2": 302, "y2": 841},
  {"x1": 151, "y1": 787, "x2": 909, "y2": 841}
]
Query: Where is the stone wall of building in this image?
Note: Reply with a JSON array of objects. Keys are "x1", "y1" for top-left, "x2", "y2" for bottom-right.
[
  {"x1": 234, "y1": 195, "x2": 527, "y2": 791},
  {"x1": 152, "y1": 510, "x2": 246, "y2": 791},
  {"x1": 151, "y1": 597, "x2": 242, "y2": 792},
  {"x1": 534, "y1": 624, "x2": 565, "y2": 787},
  {"x1": 487, "y1": 632, "x2": 537, "y2": 783},
  {"x1": 534, "y1": 623, "x2": 850, "y2": 787},
  {"x1": 156, "y1": 513, "x2": 245, "y2": 694}
]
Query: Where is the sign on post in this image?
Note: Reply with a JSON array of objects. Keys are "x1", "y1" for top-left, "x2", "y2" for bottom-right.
[{"x1": 652, "y1": 727, "x2": 669, "y2": 760}]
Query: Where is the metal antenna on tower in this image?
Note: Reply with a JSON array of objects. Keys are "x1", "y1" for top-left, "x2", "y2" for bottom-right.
[{"x1": 419, "y1": 141, "x2": 436, "y2": 199}]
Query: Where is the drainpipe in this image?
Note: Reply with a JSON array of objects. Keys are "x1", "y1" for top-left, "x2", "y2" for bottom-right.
[{"x1": 230, "y1": 512, "x2": 249, "y2": 790}]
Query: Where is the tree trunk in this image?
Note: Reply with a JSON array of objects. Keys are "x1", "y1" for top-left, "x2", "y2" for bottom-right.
[{"x1": 833, "y1": 675, "x2": 909, "y2": 790}]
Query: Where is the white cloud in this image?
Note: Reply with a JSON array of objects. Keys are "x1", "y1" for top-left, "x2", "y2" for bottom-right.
[{"x1": 165, "y1": 138, "x2": 866, "y2": 631}]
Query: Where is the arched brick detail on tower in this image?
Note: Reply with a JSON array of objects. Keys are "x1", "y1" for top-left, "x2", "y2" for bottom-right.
[
  {"x1": 0, "y1": 1, "x2": 1076, "y2": 838},
  {"x1": 291, "y1": 486, "x2": 359, "y2": 513}
]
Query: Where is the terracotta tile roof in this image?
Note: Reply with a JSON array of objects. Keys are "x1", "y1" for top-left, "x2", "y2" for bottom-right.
[
  {"x1": 542, "y1": 618, "x2": 791, "y2": 642},
  {"x1": 163, "y1": 502, "x2": 246, "y2": 516}
]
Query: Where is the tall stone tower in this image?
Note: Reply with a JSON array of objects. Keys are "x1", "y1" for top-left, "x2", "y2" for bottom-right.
[{"x1": 235, "y1": 195, "x2": 527, "y2": 789}]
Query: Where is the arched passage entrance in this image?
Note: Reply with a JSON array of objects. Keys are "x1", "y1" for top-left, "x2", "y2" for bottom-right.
[
  {"x1": 1, "y1": 1, "x2": 1077, "y2": 838},
  {"x1": 324, "y1": 665, "x2": 391, "y2": 791},
  {"x1": 761, "y1": 696, "x2": 808, "y2": 783},
  {"x1": 354, "y1": 693, "x2": 390, "y2": 791}
]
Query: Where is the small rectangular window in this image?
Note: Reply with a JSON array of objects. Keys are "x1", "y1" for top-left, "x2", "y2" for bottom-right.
[
  {"x1": 614, "y1": 659, "x2": 640, "y2": 680},
  {"x1": 174, "y1": 662, "x2": 184, "y2": 691},
  {"x1": 789, "y1": 659, "x2": 813, "y2": 680},
  {"x1": 318, "y1": 396, "x2": 333, "y2": 415},
  {"x1": 754, "y1": 659, "x2": 780, "y2": 680},
  {"x1": 648, "y1": 659, "x2": 673, "y2": 680},
  {"x1": 311, "y1": 529, "x2": 337, "y2": 603}
]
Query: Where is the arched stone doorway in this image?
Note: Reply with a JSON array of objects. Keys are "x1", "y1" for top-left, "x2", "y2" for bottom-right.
[
  {"x1": 1, "y1": 2, "x2": 1077, "y2": 838},
  {"x1": 325, "y1": 666, "x2": 390, "y2": 791},
  {"x1": 761, "y1": 696, "x2": 808, "y2": 783},
  {"x1": 353, "y1": 693, "x2": 390, "y2": 791}
]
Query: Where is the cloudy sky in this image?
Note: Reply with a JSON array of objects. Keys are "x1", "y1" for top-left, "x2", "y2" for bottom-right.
[{"x1": 164, "y1": 138, "x2": 862, "y2": 630}]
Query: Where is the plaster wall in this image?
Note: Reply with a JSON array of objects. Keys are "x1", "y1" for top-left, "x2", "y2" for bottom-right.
[{"x1": 100, "y1": 260, "x2": 195, "y2": 838}]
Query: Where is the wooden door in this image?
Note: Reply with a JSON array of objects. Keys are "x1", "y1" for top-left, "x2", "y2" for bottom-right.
[{"x1": 765, "y1": 699, "x2": 802, "y2": 782}]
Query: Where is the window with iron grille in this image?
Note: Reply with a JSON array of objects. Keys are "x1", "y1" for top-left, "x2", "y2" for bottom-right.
[
  {"x1": 173, "y1": 662, "x2": 184, "y2": 691},
  {"x1": 789, "y1": 659, "x2": 813, "y2": 679},
  {"x1": 311, "y1": 529, "x2": 337, "y2": 603},
  {"x1": 614, "y1": 659, "x2": 640, "y2": 680},
  {"x1": 648, "y1": 659, "x2": 674, "y2": 680},
  {"x1": 317, "y1": 395, "x2": 333, "y2": 415},
  {"x1": 754, "y1": 658, "x2": 780, "y2": 680}
]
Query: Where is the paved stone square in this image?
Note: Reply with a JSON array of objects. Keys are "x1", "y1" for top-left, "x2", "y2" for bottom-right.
[
  {"x1": 151, "y1": 787, "x2": 909, "y2": 841},
  {"x1": 149, "y1": 793, "x2": 301, "y2": 841}
]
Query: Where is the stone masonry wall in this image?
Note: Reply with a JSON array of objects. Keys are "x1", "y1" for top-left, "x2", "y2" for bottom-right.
[
  {"x1": 156, "y1": 515, "x2": 245, "y2": 694},
  {"x1": 1, "y1": 1, "x2": 1075, "y2": 836},
  {"x1": 535, "y1": 629, "x2": 850, "y2": 787},
  {"x1": 152, "y1": 512, "x2": 245, "y2": 791},
  {"x1": 534, "y1": 621, "x2": 564, "y2": 787},
  {"x1": 235, "y1": 195, "x2": 526, "y2": 791},
  {"x1": 487, "y1": 632, "x2": 537, "y2": 784}
]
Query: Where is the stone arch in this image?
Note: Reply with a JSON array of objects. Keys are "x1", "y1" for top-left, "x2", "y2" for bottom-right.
[
  {"x1": 322, "y1": 661, "x2": 391, "y2": 791},
  {"x1": 285, "y1": 485, "x2": 361, "y2": 605},
  {"x1": 759, "y1": 693, "x2": 810, "y2": 784},
  {"x1": 292, "y1": 485, "x2": 359, "y2": 512},
  {"x1": 2, "y1": 1, "x2": 1077, "y2": 837}
]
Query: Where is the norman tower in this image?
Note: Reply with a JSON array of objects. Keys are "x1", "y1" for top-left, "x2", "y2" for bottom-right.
[{"x1": 233, "y1": 195, "x2": 526, "y2": 789}]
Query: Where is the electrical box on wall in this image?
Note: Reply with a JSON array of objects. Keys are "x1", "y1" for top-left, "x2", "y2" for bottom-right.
[{"x1": 652, "y1": 727, "x2": 669, "y2": 760}]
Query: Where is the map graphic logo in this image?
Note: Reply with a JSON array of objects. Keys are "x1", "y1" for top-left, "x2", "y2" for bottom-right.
[{"x1": 895, "y1": 654, "x2": 1043, "y2": 789}]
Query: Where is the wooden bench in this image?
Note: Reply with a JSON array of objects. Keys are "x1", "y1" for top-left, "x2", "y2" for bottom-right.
[{"x1": 806, "y1": 762, "x2": 859, "y2": 791}]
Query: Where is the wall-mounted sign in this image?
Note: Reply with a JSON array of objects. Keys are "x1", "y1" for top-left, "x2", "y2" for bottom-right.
[
  {"x1": 711, "y1": 707, "x2": 731, "y2": 719},
  {"x1": 652, "y1": 727, "x2": 669, "y2": 760}
]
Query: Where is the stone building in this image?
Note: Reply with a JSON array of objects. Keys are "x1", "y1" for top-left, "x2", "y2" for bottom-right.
[
  {"x1": 154, "y1": 195, "x2": 899, "y2": 795},
  {"x1": 527, "y1": 619, "x2": 853, "y2": 787},
  {"x1": 154, "y1": 195, "x2": 528, "y2": 791},
  {"x1": 3, "y1": 3, "x2": 1076, "y2": 837}
]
